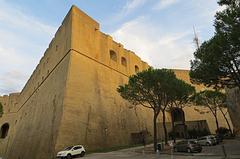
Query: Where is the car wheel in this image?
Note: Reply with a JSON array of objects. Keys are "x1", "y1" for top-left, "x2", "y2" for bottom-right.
[
  {"x1": 187, "y1": 148, "x2": 191, "y2": 153},
  {"x1": 66, "y1": 154, "x2": 72, "y2": 159},
  {"x1": 80, "y1": 151, "x2": 85, "y2": 157}
]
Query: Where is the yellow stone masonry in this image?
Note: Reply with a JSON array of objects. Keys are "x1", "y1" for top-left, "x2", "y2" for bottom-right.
[{"x1": 0, "y1": 6, "x2": 232, "y2": 159}]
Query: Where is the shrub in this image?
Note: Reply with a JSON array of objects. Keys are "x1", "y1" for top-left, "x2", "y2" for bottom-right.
[
  {"x1": 216, "y1": 127, "x2": 230, "y2": 135},
  {"x1": 187, "y1": 128, "x2": 210, "y2": 139}
]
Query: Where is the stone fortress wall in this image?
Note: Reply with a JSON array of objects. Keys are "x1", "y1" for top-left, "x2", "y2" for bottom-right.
[
  {"x1": 226, "y1": 88, "x2": 240, "y2": 136},
  {"x1": 0, "y1": 6, "x2": 233, "y2": 159},
  {"x1": 0, "y1": 7, "x2": 74, "y2": 159}
]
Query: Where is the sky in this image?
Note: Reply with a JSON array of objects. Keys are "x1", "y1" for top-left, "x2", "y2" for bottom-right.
[{"x1": 0, "y1": 0, "x2": 223, "y2": 95}]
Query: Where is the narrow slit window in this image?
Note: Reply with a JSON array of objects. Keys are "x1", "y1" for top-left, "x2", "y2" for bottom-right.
[
  {"x1": 135, "y1": 65, "x2": 139, "y2": 73},
  {"x1": 121, "y1": 57, "x2": 127, "y2": 66}
]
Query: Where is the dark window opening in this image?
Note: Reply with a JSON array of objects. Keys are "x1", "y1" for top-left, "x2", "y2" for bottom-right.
[
  {"x1": 121, "y1": 57, "x2": 127, "y2": 66},
  {"x1": 135, "y1": 65, "x2": 139, "y2": 73},
  {"x1": 110, "y1": 50, "x2": 117, "y2": 61},
  {"x1": 0, "y1": 123, "x2": 9, "y2": 138}
]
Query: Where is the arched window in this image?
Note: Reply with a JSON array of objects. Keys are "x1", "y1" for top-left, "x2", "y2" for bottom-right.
[
  {"x1": 110, "y1": 50, "x2": 117, "y2": 61},
  {"x1": 135, "y1": 65, "x2": 139, "y2": 73},
  {"x1": 0, "y1": 123, "x2": 9, "y2": 139},
  {"x1": 121, "y1": 57, "x2": 127, "y2": 66}
]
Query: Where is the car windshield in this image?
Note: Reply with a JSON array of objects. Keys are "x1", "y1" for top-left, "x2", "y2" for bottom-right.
[
  {"x1": 189, "y1": 141, "x2": 196, "y2": 144},
  {"x1": 64, "y1": 146, "x2": 73, "y2": 150}
]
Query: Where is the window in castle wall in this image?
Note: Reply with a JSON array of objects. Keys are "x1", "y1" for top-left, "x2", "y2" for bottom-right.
[
  {"x1": 0, "y1": 123, "x2": 9, "y2": 139},
  {"x1": 121, "y1": 57, "x2": 127, "y2": 66},
  {"x1": 110, "y1": 50, "x2": 117, "y2": 62},
  {"x1": 135, "y1": 65, "x2": 139, "y2": 73}
]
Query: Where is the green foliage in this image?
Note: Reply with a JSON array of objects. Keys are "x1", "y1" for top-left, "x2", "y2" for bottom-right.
[
  {"x1": 187, "y1": 128, "x2": 210, "y2": 139},
  {"x1": 117, "y1": 68, "x2": 195, "y2": 110},
  {"x1": 117, "y1": 68, "x2": 195, "y2": 149},
  {"x1": 216, "y1": 127, "x2": 230, "y2": 135},
  {"x1": 191, "y1": 90, "x2": 226, "y2": 131},
  {"x1": 118, "y1": 68, "x2": 175, "y2": 109},
  {"x1": 170, "y1": 79, "x2": 195, "y2": 108},
  {"x1": 190, "y1": 0, "x2": 240, "y2": 89},
  {"x1": 191, "y1": 90, "x2": 226, "y2": 107}
]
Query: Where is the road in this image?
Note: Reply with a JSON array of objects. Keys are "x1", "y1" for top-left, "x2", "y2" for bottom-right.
[{"x1": 77, "y1": 139, "x2": 240, "y2": 159}]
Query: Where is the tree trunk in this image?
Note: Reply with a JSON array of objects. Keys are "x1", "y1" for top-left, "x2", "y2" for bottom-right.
[
  {"x1": 219, "y1": 107, "x2": 233, "y2": 135},
  {"x1": 215, "y1": 115, "x2": 220, "y2": 133},
  {"x1": 170, "y1": 112, "x2": 176, "y2": 143},
  {"x1": 162, "y1": 110, "x2": 168, "y2": 145},
  {"x1": 153, "y1": 113, "x2": 158, "y2": 152},
  {"x1": 181, "y1": 110, "x2": 187, "y2": 138}
]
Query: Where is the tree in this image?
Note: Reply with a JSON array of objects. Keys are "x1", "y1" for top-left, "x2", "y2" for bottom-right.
[
  {"x1": 191, "y1": 90, "x2": 227, "y2": 132},
  {"x1": 217, "y1": 101, "x2": 233, "y2": 134},
  {"x1": 117, "y1": 68, "x2": 184, "y2": 151},
  {"x1": 190, "y1": 0, "x2": 240, "y2": 89},
  {"x1": 0, "y1": 102, "x2": 3, "y2": 117},
  {"x1": 167, "y1": 79, "x2": 195, "y2": 142}
]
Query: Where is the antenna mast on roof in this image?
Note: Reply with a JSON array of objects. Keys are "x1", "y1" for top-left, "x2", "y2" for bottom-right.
[{"x1": 193, "y1": 26, "x2": 200, "y2": 49}]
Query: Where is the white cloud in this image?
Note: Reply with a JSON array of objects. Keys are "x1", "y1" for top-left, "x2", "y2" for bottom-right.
[
  {"x1": 110, "y1": 0, "x2": 147, "y2": 22},
  {"x1": 123, "y1": 0, "x2": 147, "y2": 13},
  {"x1": 112, "y1": 17, "x2": 194, "y2": 69},
  {"x1": 0, "y1": 1, "x2": 57, "y2": 95},
  {"x1": 0, "y1": 70, "x2": 28, "y2": 95},
  {"x1": 0, "y1": 1, "x2": 56, "y2": 35},
  {"x1": 153, "y1": 0, "x2": 179, "y2": 10}
]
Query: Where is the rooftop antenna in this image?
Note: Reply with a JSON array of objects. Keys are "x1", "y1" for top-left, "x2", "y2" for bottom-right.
[{"x1": 193, "y1": 26, "x2": 200, "y2": 49}]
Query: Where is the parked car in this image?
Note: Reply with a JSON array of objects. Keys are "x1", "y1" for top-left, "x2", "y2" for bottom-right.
[
  {"x1": 56, "y1": 145, "x2": 85, "y2": 159},
  {"x1": 197, "y1": 136, "x2": 216, "y2": 146},
  {"x1": 209, "y1": 135, "x2": 223, "y2": 144},
  {"x1": 173, "y1": 140, "x2": 202, "y2": 153}
]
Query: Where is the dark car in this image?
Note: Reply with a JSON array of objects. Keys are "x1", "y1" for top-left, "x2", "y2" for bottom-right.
[{"x1": 173, "y1": 140, "x2": 202, "y2": 153}]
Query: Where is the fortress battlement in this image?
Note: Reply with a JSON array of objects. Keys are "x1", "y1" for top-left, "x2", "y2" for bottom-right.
[{"x1": 17, "y1": 5, "x2": 149, "y2": 110}]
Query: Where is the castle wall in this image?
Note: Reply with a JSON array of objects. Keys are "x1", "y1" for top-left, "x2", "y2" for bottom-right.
[
  {"x1": 55, "y1": 7, "x2": 156, "y2": 152},
  {"x1": 0, "y1": 7, "x2": 74, "y2": 159},
  {"x1": 0, "y1": 93, "x2": 19, "y2": 156}
]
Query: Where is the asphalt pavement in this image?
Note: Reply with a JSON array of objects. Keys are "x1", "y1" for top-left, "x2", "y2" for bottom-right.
[{"x1": 77, "y1": 139, "x2": 240, "y2": 159}]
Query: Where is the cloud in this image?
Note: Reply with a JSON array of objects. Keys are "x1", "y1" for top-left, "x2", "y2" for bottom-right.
[
  {"x1": 0, "y1": 1, "x2": 56, "y2": 35},
  {"x1": 123, "y1": 0, "x2": 147, "y2": 13},
  {"x1": 110, "y1": 0, "x2": 147, "y2": 23},
  {"x1": 0, "y1": 70, "x2": 28, "y2": 95},
  {"x1": 112, "y1": 17, "x2": 194, "y2": 69},
  {"x1": 153, "y1": 0, "x2": 179, "y2": 10},
  {"x1": 0, "y1": 1, "x2": 57, "y2": 95}
]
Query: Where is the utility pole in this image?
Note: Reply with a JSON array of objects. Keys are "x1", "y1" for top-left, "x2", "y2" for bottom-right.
[{"x1": 193, "y1": 26, "x2": 200, "y2": 49}]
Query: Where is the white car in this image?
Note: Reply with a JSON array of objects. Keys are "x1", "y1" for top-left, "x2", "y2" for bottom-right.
[
  {"x1": 197, "y1": 136, "x2": 216, "y2": 146},
  {"x1": 56, "y1": 145, "x2": 85, "y2": 159}
]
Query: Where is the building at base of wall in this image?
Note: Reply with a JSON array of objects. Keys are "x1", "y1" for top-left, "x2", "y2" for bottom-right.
[{"x1": 157, "y1": 120, "x2": 210, "y2": 140}]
